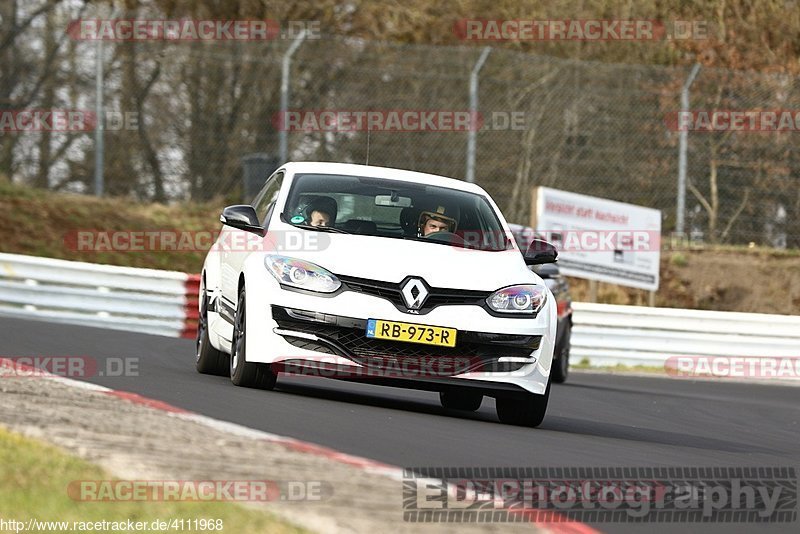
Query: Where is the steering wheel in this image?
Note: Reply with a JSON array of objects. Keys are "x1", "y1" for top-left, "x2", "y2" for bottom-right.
[{"x1": 423, "y1": 231, "x2": 466, "y2": 246}]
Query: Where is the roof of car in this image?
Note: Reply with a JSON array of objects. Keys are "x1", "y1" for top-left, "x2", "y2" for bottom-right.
[{"x1": 280, "y1": 162, "x2": 488, "y2": 196}]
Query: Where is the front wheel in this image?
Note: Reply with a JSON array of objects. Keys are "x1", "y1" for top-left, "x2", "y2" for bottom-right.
[
  {"x1": 495, "y1": 380, "x2": 551, "y2": 427},
  {"x1": 230, "y1": 285, "x2": 277, "y2": 389},
  {"x1": 196, "y1": 279, "x2": 228, "y2": 376}
]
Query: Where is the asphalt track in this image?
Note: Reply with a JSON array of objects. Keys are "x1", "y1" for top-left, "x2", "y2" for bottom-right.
[{"x1": 2, "y1": 316, "x2": 798, "y2": 533}]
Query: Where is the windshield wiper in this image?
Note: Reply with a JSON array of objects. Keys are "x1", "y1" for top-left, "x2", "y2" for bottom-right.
[{"x1": 291, "y1": 223, "x2": 350, "y2": 234}]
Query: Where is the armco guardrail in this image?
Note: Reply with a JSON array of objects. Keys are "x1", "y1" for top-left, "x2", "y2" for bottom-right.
[
  {"x1": 0, "y1": 253, "x2": 198, "y2": 338},
  {"x1": 571, "y1": 302, "x2": 800, "y2": 367},
  {"x1": 1, "y1": 253, "x2": 798, "y2": 370}
]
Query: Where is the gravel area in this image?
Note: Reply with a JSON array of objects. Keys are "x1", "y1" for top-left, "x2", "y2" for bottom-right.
[{"x1": 0, "y1": 369, "x2": 548, "y2": 533}]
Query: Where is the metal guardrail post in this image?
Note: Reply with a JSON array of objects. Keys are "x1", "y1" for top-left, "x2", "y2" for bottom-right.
[
  {"x1": 93, "y1": 37, "x2": 104, "y2": 196},
  {"x1": 278, "y1": 30, "x2": 308, "y2": 164},
  {"x1": 676, "y1": 63, "x2": 701, "y2": 234},
  {"x1": 466, "y1": 47, "x2": 491, "y2": 184}
]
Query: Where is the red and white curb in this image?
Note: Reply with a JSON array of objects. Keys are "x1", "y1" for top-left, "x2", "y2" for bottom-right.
[
  {"x1": 181, "y1": 274, "x2": 201, "y2": 339},
  {"x1": 1, "y1": 358, "x2": 599, "y2": 534}
]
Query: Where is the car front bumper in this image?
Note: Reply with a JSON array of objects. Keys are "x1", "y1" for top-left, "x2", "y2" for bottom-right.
[{"x1": 217, "y1": 268, "x2": 556, "y2": 395}]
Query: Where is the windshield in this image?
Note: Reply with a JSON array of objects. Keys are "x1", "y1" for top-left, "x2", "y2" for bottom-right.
[{"x1": 283, "y1": 173, "x2": 511, "y2": 251}]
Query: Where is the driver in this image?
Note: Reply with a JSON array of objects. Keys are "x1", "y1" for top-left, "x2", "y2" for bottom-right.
[
  {"x1": 418, "y1": 206, "x2": 457, "y2": 237},
  {"x1": 304, "y1": 196, "x2": 337, "y2": 227}
]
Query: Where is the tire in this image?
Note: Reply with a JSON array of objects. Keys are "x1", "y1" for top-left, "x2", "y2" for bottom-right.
[
  {"x1": 230, "y1": 285, "x2": 277, "y2": 389},
  {"x1": 551, "y1": 321, "x2": 571, "y2": 384},
  {"x1": 439, "y1": 390, "x2": 483, "y2": 412},
  {"x1": 495, "y1": 380, "x2": 551, "y2": 427},
  {"x1": 195, "y1": 279, "x2": 228, "y2": 376}
]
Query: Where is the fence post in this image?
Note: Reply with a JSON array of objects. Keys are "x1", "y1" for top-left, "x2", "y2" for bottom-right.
[
  {"x1": 93, "y1": 37, "x2": 104, "y2": 196},
  {"x1": 676, "y1": 63, "x2": 701, "y2": 234},
  {"x1": 466, "y1": 47, "x2": 491, "y2": 183},
  {"x1": 278, "y1": 30, "x2": 307, "y2": 164}
]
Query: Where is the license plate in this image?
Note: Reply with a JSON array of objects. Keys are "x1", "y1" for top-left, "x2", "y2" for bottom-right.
[{"x1": 366, "y1": 319, "x2": 457, "y2": 347}]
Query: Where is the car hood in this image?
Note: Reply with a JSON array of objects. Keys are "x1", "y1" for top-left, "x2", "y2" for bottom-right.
[{"x1": 274, "y1": 230, "x2": 539, "y2": 291}]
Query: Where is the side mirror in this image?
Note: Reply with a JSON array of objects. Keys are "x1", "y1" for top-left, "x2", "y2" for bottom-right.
[
  {"x1": 523, "y1": 238, "x2": 558, "y2": 265},
  {"x1": 220, "y1": 205, "x2": 263, "y2": 235}
]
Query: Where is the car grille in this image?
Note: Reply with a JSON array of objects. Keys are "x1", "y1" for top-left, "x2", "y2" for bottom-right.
[
  {"x1": 272, "y1": 306, "x2": 540, "y2": 375},
  {"x1": 338, "y1": 274, "x2": 491, "y2": 312}
]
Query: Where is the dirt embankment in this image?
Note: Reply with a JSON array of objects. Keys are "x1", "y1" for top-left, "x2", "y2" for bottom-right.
[
  {"x1": 568, "y1": 249, "x2": 800, "y2": 315},
  {"x1": 1, "y1": 182, "x2": 797, "y2": 315}
]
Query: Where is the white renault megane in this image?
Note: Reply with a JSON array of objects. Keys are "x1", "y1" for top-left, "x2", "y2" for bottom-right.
[{"x1": 196, "y1": 162, "x2": 558, "y2": 426}]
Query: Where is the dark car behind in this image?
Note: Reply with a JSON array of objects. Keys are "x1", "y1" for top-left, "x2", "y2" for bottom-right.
[{"x1": 509, "y1": 224, "x2": 572, "y2": 383}]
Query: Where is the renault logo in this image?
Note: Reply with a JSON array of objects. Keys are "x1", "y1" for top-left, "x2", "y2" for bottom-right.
[{"x1": 400, "y1": 277, "x2": 429, "y2": 310}]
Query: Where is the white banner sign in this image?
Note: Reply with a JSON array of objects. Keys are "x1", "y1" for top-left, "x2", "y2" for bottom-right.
[{"x1": 531, "y1": 187, "x2": 661, "y2": 291}]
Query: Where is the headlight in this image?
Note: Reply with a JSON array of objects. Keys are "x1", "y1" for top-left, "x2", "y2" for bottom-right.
[
  {"x1": 264, "y1": 255, "x2": 341, "y2": 293},
  {"x1": 486, "y1": 285, "x2": 546, "y2": 314}
]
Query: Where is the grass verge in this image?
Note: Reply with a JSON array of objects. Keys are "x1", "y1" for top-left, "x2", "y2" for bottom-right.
[
  {"x1": 0, "y1": 426, "x2": 305, "y2": 534},
  {"x1": 571, "y1": 359, "x2": 667, "y2": 375}
]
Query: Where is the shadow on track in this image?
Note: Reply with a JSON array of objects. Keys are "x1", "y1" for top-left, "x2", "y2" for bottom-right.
[
  {"x1": 273, "y1": 377, "x2": 499, "y2": 424},
  {"x1": 273, "y1": 377, "x2": 770, "y2": 454}
]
